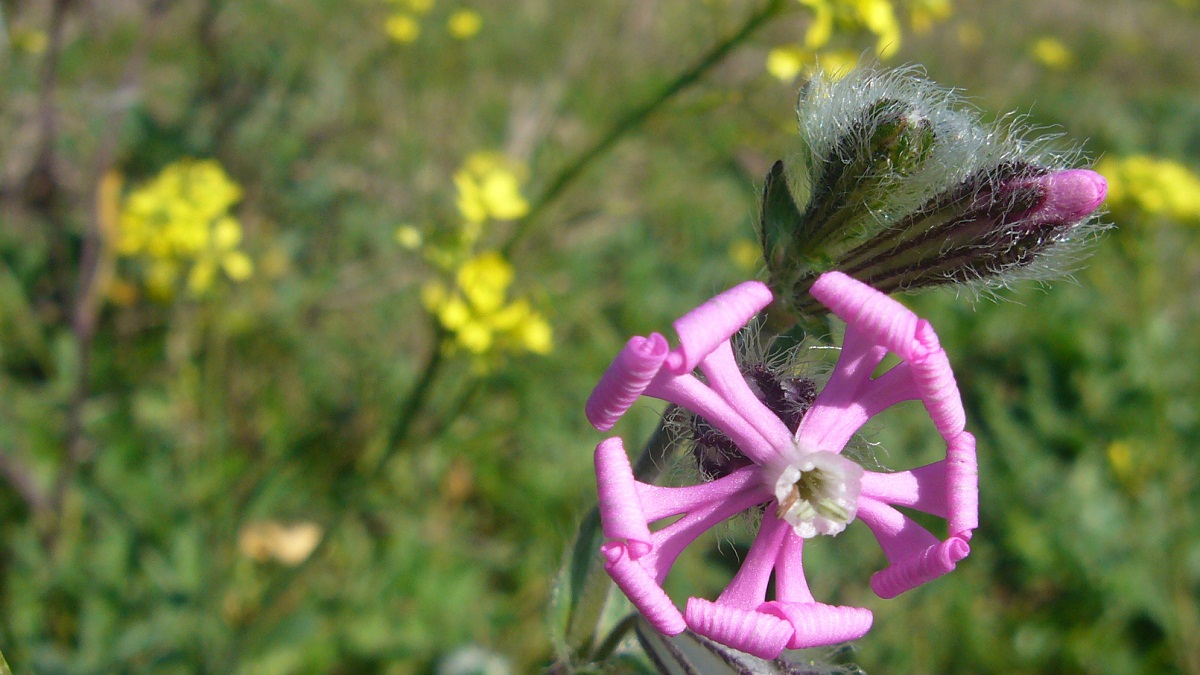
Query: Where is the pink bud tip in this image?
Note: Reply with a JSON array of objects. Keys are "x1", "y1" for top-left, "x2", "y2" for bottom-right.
[{"x1": 1034, "y1": 169, "x2": 1107, "y2": 226}]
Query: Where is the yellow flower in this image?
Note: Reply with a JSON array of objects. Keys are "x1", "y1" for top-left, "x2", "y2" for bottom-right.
[
  {"x1": 814, "y1": 49, "x2": 859, "y2": 78},
  {"x1": 457, "y1": 251, "x2": 513, "y2": 313},
  {"x1": 406, "y1": 0, "x2": 434, "y2": 14},
  {"x1": 777, "y1": 0, "x2": 902, "y2": 82},
  {"x1": 767, "y1": 46, "x2": 857, "y2": 82},
  {"x1": 1031, "y1": 37, "x2": 1072, "y2": 70},
  {"x1": 1097, "y1": 155, "x2": 1200, "y2": 222},
  {"x1": 448, "y1": 9, "x2": 482, "y2": 39},
  {"x1": 517, "y1": 314, "x2": 553, "y2": 355},
  {"x1": 855, "y1": 0, "x2": 901, "y2": 58},
  {"x1": 421, "y1": 251, "x2": 551, "y2": 358},
  {"x1": 909, "y1": 0, "x2": 952, "y2": 34},
  {"x1": 396, "y1": 224, "x2": 424, "y2": 250},
  {"x1": 9, "y1": 26, "x2": 48, "y2": 55},
  {"x1": 116, "y1": 159, "x2": 252, "y2": 299},
  {"x1": 385, "y1": 13, "x2": 421, "y2": 43},
  {"x1": 728, "y1": 238, "x2": 761, "y2": 273},
  {"x1": 454, "y1": 152, "x2": 530, "y2": 224},
  {"x1": 799, "y1": 0, "x2": 834, "y2": 49},
  {"x1": 767, "y1": 46, "x2": 809, "y2": 82}
]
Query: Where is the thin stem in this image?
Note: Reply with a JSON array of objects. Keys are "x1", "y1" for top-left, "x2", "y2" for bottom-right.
[
  {"x1": 46, "y1": 0, "x2": 177, "y2": 552},
  {"x1": 502, "y1": 0, "x2": 788, "y2": 257},
  {"x1": 24, "y1": 0, "x2": 72, "y2": 212},
  {"x1": 0, "y1": 445, "x2": 47, "y2": 517},
  {"x1": 384, "y1": 323, "x2": 448, "y2": 457},
  {"x1": 591, "y1": 613, "x2": 641, "y2": 662}
]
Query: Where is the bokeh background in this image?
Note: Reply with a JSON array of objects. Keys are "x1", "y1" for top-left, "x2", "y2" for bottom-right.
[{"x1": 2, "y1": 0, "x2": 1199, "y2": 672}]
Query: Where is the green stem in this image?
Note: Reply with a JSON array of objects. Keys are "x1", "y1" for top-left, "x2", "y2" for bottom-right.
[
  {"x1": 502, "y1": 0, "x2": 788, "y2": 257},
  {"x1": 385, "y1": 324, "x2": 448, "y2": 456},
  {"x1": 591, "y1": 613, "x2": 641, "y2": 662}
]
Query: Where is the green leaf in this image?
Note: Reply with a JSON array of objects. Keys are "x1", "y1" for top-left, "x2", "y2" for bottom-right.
[{"x1": 550, "y1": 506, "x2": 615, "y2": 660}]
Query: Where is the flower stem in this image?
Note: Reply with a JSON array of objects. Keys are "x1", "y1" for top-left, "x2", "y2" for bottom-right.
[
  {"x1": 502, "y1": 0, "x2": 788, "y2": 257},
  {"x1": 385, "y1": 323, "x2": 448, "y2": 457}
]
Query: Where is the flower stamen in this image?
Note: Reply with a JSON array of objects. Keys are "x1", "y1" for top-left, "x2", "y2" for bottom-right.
[{"x1": 773, "y1": 450, "x2": 864, "y2": 538}]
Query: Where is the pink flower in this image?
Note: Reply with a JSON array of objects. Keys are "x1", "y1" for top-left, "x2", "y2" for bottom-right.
[{"x1": 585, "y1": 271, "x2": 978, "y2": 659}]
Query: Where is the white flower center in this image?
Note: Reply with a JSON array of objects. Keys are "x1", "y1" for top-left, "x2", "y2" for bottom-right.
[{"x1": 772, "y1": 448, "x2": 863, "y2": 538}]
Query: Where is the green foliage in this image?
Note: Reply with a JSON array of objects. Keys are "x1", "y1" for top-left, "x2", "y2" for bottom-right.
[{"x1": 2, "y1": 0, "x2": 1200, "y2": 673}]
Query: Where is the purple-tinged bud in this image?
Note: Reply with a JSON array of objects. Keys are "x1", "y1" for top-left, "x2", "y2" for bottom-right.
[
  {"x1": 809, "y1": 164, "x2": 1109, "y2": 303},
  {"x1": 1027, "y1": 169, "x2": 1108, "y2": 228},
  {"x1": 760, "y1": 67, "x2": 1110, "y2": 319}
]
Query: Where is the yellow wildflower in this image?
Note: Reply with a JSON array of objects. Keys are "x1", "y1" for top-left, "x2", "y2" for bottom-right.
[
  {"x1": 909, "y1": 0, "x2": 952, "y2": 34},
  {"x1": 854, "y1": 0, "x2": 901, "y2": 57},
  {"x1": 454, "y1": 152, "x2": 530, "y2": 225},
  {"x1": 800, "y1": 0, "x2": 834, "y2": 49},
  {"x1": 8, "y1": 26, "x2": 48, "y2": 55},
  {"x1": 457, "y1": 250, "x2": 513, "y2": 313},
  {"x1": 516, "y1": 312, "x2": 553, "y2": 355},
  {"x1": 401, "y1": 152, "x2": 546, "y2": 363},
  {"x1": 406, "y1": 0, "x2": 434, "y2": 14},
  {"x1": 385, "y1": 13, "x2": 421, "y2": 43},
  {"x1": 421, "y1": 251, "x2": 552, "y2": 357},
  {"x1": 766, "y1": 46, "x2": 857, "y2": 82},
  {"x1": 815, "y1": 49, "x2": 860, "y2": 78},
  {"x1": 396, "y1": 224, "x2": 424, "y2": 250},
  {"x1": 117, "y1": 159, "x2": 252, "y2": 299},
  {"x1": 728, "y1": 238, "x2": 761, "y2": 273},
  {"x1": 1097, "y1": 155, "x2": 1200, "y2": 222},
  {"x1": 448, "y1": 9, "x2": 482, "y2": 39},
  {"x1": 767, "y1": 46, "x2": 808, "y2": 82},
  {"x1": 1031, "y1": 37, "x2": 1072, "y2": 70},
  {"x1": 774, "y1": 0, "x2": 913, "y2": 82}
]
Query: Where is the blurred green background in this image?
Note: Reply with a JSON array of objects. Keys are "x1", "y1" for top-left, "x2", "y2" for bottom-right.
[{"x1": 2, "y1": 0, "x2": 1199, "y2": 672}]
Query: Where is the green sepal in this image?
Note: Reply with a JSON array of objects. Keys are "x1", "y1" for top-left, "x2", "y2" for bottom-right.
[{"x1": 759, "y1": 160, "x2": 805, "y2": 275}]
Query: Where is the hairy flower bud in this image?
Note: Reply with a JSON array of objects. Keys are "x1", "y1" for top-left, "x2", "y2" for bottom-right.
[{"x1": 760, "y1": 67, "x2": 1108, "y2": 317}]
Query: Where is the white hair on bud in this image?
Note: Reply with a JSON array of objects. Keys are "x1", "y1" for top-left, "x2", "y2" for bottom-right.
[{"x1": 793, "y1": 63, "x2": 1109, "y2": 296}]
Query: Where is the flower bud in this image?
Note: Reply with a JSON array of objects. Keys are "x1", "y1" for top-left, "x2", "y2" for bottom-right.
[{"x1": 760, "y1": 67, "x2": 1108, "y2": 317}]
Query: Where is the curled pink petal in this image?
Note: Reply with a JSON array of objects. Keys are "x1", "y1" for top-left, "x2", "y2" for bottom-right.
[
  {"x1": 594, "y1": 437, "x2": 652, "y2": 558},
  {"x1": 909, "y1": 321, "x2": 967, "y2": 437},
  {"x1": 602, "y1": 542, "x2": 687, "y2": 635},
  {"x1": 685, "y1": 597, "x2": 793, "y2": 660},
  {"x1": 758, "y1": 601, "x2": 874, "y2": 649},
  {"x1": 666, "y1": 281, "x2": 772, "y2": 374},
  {"x1": 809, "y1": 271, "x2": 919, "y2": 360},
  {"x1": 870, "y1": 536, "x2": 970, "y2": 599},
  {"x1": 945, "y1": 431, "x2": 979, "y2": 537},
  {"x1": 586, "y1": 333, "x2": 670, "y2": 431}
]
